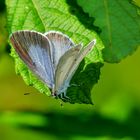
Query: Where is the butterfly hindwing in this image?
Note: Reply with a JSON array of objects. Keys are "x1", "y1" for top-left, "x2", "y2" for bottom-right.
[
  {"x1": 10, "y1": 30, "x2": 54, "y2": 88},
  {"x1": 54, "y1": 44, "x2": 82, "y2": 95},
  {"x1": 45, "y1": 31, "x2": 74, "y2": 70}
]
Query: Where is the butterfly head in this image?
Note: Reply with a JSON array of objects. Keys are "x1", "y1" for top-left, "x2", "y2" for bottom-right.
[{"x1": 51, "y1": 87, "x2": 58, "y2": 99}]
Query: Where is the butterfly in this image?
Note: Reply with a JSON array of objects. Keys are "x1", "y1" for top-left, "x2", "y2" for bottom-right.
[{"x1": 10, "y1": 30, "x2": 96, "y2": 100}]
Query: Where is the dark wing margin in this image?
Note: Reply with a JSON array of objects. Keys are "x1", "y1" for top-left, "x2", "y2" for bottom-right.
[{"x1": 10, "y1": 30, "x2": 54, "y2": 88}]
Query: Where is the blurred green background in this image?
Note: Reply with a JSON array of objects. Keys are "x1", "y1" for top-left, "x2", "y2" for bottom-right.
[{"x1": 0, "y1": 0, "x2": 140, "y2": 140}]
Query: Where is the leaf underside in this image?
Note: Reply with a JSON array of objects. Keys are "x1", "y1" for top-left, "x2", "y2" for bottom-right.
[
  {"x1": 77, "y1": 0, "x2": 140, "y2": 63},
  {"x1": 6, "y1": 0, "x2": 104, "y2": 104}
]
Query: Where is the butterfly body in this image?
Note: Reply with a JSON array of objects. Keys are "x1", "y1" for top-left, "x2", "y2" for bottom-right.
[{"x1": 10, "y1": 30, "x2": 96, "y2": 100}]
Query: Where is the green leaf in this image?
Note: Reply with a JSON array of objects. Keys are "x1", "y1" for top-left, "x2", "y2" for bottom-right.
[
  {"x1": 77, "y1": 0, "x2": 140, "y2": 63},
  {"x1": 6, "y1": 0, "x2": 104, "y2": 104}
]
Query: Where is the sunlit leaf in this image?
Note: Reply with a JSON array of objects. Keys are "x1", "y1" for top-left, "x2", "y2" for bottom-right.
[{"x1": 6, "y1": 0, "x2": 104, "y2": 104}]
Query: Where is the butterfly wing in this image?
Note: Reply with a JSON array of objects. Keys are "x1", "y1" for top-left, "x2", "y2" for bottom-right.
[
  {"x1": 10, "y1": 30, "x2": 54, "y2": 88},
  {"x1": 54, "y1": 44, "x2": 82, "y2": 94},
  {"x1": 67, "y1": 39, "x2": 96, "y2": 81},
  {"x1": 45, "y1": 31, "x2": 74, "y2": 70},
  {"x1": 54, "y1": 39, "x2": 96, "y2": 96}
]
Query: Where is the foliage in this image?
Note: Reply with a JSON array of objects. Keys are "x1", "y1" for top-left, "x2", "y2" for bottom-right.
[
  {"x1": 0, "y1": 0, "x2": 140, "y2": 139},
  {"x1": 5, "y1": 0, "x2": 140, "y2": 104},
  {"x1": 77, "y1": 0, "x2": 140, "y2": 62},
  {"x1": 6, "y1": 0, "x2": 104, "y2": 104}
]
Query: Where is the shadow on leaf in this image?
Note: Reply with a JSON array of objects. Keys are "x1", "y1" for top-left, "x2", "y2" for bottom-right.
[
  {"x1": 66, "y1": 0, "x2": 101, "y2": 34},
  {"x1": 63, "y1": 61, "x2": 103, "y2": 104}
]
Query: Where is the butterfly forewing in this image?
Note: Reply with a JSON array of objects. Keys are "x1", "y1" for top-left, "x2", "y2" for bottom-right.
[
  {"x1": 54, "y1": 40, "x2": 96, "y2": 96},
  {"x1": 67, "y1": 39, "x2": 96, "y2": 81},
  {"x1": 45, "y1": 31, "x2": 74, "y2": 70},
  {"x1": 10, "y1": 31, "x2": 54, "y2": 88},
  {"x1": 54, "y1": 44, "x2": 82, "y2": 94}
]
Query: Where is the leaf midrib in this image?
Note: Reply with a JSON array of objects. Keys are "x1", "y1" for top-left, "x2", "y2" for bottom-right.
[
  {"x1": 31, "y1": 0, "x2": 46, "y2": 31},
  {"x1": 103, "y1": 0, "x2": 112, "y2": 48}
]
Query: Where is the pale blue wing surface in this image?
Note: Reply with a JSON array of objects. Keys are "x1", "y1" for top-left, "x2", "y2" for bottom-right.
[
  {"x1": 45, "y1": 31, "x2": 74, "y2": 70},
  {"x1": 54, "y1": 44, "x2": 82, "y2": 95},
  {"x1": 54, "y1": 40, "x2": 96, "y2": 96},
  {"x1": 10, "y1": 30, "x2": 54, "y2": 88}
]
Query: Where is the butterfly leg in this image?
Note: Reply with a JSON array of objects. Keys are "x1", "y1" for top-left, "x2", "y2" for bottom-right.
[
  {"x1": 58, "y1": 92, "x2": 70, "y2": 101},
  {"x1": 63, "y1": 91, "x2": 70, "y2": 100},
  {"x1": 70, "y1": 83, "x2": 80, "y2": 87},
  {"x1": 59, "y1": 93, "x2": 67, "y2": 100}
]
